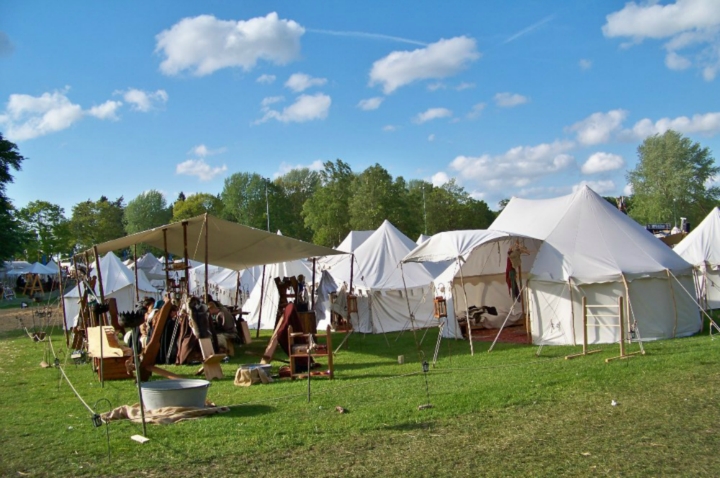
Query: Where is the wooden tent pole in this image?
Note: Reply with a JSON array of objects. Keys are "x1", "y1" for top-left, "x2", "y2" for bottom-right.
[
  {"x1": 182, "y1": 221, "x2": 189, "y2": 295},
  {"x1": 93, "y1": 246, "x2": 106, "y2": 325},
  {"x1": 235, "y1": 270, "x2": 240, "y2": 308},
  {"x1": 163, "y1": 228, "x2": 170, "y2": 293},
  {"x1": 204, "y1": 214, "x2": 209, "y2": 301},
  {"x1": 256, "y1": 265, "x2": 266, "y2": 338},
  {"x1": 457, "y1": 258, "x2": 475, "y2": 356},
  {"x1": 311, "y1": 258, "x2": 316, "y2": 309},
  {"x1": 133, "y1": 244, "x2": 139, "y2": 302},
  {"x1": 57, "y1": 257, "x2": 69, "y2": 346}
]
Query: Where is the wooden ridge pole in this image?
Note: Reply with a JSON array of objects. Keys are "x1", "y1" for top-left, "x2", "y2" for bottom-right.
[
  {"x1": 256, "y1": 265, "x2": 266, "y2": 338},
  {"x1": 204, "y1": 214, "x2": 209, "y2": 301},
  {"x1": 163, "y1": 228, "x2": 170, "y2": 294},
  {"x1": 93, "y1": 246, "x2": 106, "y2": 325},
  {"x1": 133, "y1": 244, "x2": 139, "y2": 302},
  {"x1": 182, "y1": 221, "x2": 189, "y2": 295},
  {"x1": 57, "y1": 257, "x2": 69, "y2": 346},
  {"x1": 311, "y1": 258, "x2": 316, "y2": 309}
]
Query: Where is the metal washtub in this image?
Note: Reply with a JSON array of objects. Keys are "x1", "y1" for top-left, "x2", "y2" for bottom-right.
[{"x1": 140, "y1": 379, "x2": 211, "y2": 410}]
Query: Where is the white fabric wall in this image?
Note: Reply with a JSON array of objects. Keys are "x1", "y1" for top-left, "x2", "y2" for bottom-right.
[
  {"x1": 64, "y1": 285, "x2": 160, "y2": 329},
  {"x1": 529, "y1": 274, "x2": 701, "y2": 346},
  {"x1": 697, "y1": 269, "x2": 720, "y2": 310},
  {"x1": 367, "y1": 286, "x2": 436, "y2": 334}
]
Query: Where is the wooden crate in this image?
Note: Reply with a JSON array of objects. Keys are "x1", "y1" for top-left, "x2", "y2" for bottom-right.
[{"x1": 94, "y1": 356, "x2": 133, "y2": 381}]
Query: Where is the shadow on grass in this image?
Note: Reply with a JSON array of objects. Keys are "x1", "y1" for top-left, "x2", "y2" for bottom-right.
[{"x1": 220, "y1": 404, "x2": 275, "y2": 417}]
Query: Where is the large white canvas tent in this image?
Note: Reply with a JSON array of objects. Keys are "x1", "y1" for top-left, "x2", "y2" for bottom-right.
[
  {"x1": 489, "y1": 185, "x2": 700, "y2": 345},
  {"x1": 64, "y1": 252, "x2": 159, "y2": 328},
  {"x1": 188, "y1": 263, "x2": 262, "y2": 308},
  {"x1": 327, "y1": 220, "x2": 437, "y2": 333},
  {"x1": 244, "y1": 258, "x2": 314, "y2": 330},
  {"x1": 674, "y1": 207, "x2": 720, "y2": 310},
  {"x1": 403, "y1": 230, "x2": 543, "y2": 339}
]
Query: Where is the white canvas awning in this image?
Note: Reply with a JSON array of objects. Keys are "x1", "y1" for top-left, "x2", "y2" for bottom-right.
[{"x1": 91, "y1": 214, "x2": 345, "y2": 270}]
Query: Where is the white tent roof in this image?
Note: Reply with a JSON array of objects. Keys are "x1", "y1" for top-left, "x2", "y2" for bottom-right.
[
  {"x1": 403, "y1": 230, "x2": 516, "y2": 264},
  {"x1": 675, "y1": 207, "x2": 720, "y2": 268},
  {"x1": 416, "y1": 234, "x2": 431, "y2": 245},
  {"x1": 136, "y1": 252, "x2": 161, "y2": 271},
  {"x1": 490, "y1": 185, "x2": 693, "y2": 283},
  {"x1": 8, "y1": 262, "x2": 56, "y2": 276},
  {"x1": 330, "y1": 220, "x2": 434, "y2": 290},
  {"x1": 336, "y1": 230, "x2": 374, "y2": 252},
  {"x1": 45, "y1": 260, "x2": 60, "y2": 273},
  {"x1": 65, "y1": 252, "x2": 157, "y2": 298}
]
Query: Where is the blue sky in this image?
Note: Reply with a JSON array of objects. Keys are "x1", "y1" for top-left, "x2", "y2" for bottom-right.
[{"x1": 2, "y1": 0, "x2": 719, "y2": 215}]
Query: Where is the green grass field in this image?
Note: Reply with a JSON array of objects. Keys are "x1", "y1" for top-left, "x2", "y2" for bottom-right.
[{"x1": 1, "y1": 321, "x2": 719, "y2": 477}]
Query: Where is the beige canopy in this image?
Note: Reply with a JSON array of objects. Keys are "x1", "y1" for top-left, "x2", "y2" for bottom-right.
[{"x1": 90, "y1": 214, "x2": 344, "y2": 270}]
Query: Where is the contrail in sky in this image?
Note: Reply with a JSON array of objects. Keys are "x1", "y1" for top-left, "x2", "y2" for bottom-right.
[
  {"x1": 503, "y1": 14, "x2": 556, "y2": 44},
  {"x1": 307, "y1": 29, "x2": 428, "y2": 46}
]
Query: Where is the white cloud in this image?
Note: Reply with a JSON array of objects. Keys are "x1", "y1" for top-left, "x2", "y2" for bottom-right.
[
  {"x1": 261, "y1": 96, "x2": 285, "y2": 108},
  {"x1": 494, "y1": 92, "x2": 529, "y2": 108},
  {"x1": 0, "y1": 89, "x2": 85, "y2": 141},
  {"x1": 581, "y1": 152, "x2": 625, "y2": 174},
  {"x1": 285, "y1": 73, "x2": 327, "y2": 92},
  {"x1": 573, "y1": 180, "x2": 616, "y2": 194},
  {"x1": 449, "y1": 140, "x2": 576, "y2": 190},
  {"x1": 87, "y1": 100, "x2": 122, "y2": 120},
  {"x1": 568, "y1": 109, "x2": 628, "y2": 145},
  {"x1": 579, "y1": 59, "x2": 592, "y2": 70},
  {"x1": 256, "y1": 93, "x2": 331, "y2": 124},
  {"x1": 414, "y1": 107, "x2": 452, "y2": 124},
  {"x1": 357, "y1": 97, "x2": 384, "y2": 111},
  {"x1": 118, "y1": 88, "x2": 168, "y2": 112},
  {"x1": 428, "y1": 134, "x2": 436, "y2": 142},
  {"x1": 624, "y1": 111, "x2": 720, "y2": 139},
  {"x1": 427, "y1": 82, "x2": 446, "y2": 91},
  {"x1": 603, "y1": 0, "x2": 720, "y2": 81},
  {"x1": 665, "y1": 51, "x2": 692, "y2": 70},
  {"x1": 176, "y1": 158, "x2": 228, "y2": 181},
  {"x1": 273, "y1": 159, "x2": 324, "y2": 178},
  {"x1": 156, "y1": 13, "x2": 304, "y2": 76},
  {"x1": 189, "y1": 144, "x2": 226, "y2": 157},
  {"x1": 383, "y1": 125, "x2": 397, "y2": 132},
  {"x1": 466, "y1": 102, "x2": 486, "y2": 120},
  {"x1": 431, "y1": 171, "x2": 450, "y2": 186},
  {"x1": 256, "y1": 74, "x2": 277, "y2": 84},
  {"x1": 369, "y1": 36, "x2": 480, "y2": 94},
  {"x1": 455, "y1": 82, "x2": 475, "y2": 91},
  {"x1": 623, "y1": 183, "x2": 634, "y2": 195}
]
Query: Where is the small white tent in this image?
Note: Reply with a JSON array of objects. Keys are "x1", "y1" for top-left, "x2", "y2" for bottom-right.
[
  {"x1": 490, "y1": 186, "x2": 700, "y2": 345},
  {"x1": 188, "y1": 263, "x2": 262, "y2": 308},
  {"x1": 244, "y1": 259, "x2": 314, "y2": 331},
  {"x1": 328, "y1": 220, "x2": 437, "y2": 334},
  {"x1": 403, "y1": 230, "x2": 542, "y2": 339},
  {"x1": 674, "y1": 207, "x2": 720, "y2": 310},
  {"x1": 63, "y1": 252, "x2": 159, "y2": 328}
]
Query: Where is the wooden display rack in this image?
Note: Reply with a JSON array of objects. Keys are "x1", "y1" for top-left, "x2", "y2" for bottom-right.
[
  {"x1": 565, "y1": 296, "x2": 643, "y2": 362},
  {"x1": 288, "y1": 325, "x2": 334, "y2": 379}
]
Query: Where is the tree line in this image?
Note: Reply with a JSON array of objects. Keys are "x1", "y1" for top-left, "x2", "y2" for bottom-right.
[{"x1": 1, "y1": 130, "x2": 717, "y2": 264}]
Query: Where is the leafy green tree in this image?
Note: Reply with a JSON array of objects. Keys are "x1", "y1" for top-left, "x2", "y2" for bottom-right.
[
  {"x1": 16, "y1": 201, "x2": 73, "y2": 261},
  {"x1": 70, "y1": 196, "x2": 125, "y2": 251},
  {"x1": 0, "y1": 133, "x2": 26, "y2": 261},
  {"x1": 124, "y1": 190, "x2": 172, "y2": 234},
  {"x1": 348, "y1": 164, "x2": 400, "y2": 231},
  {"x1": 627, "y1": 130, "x2": 719, "y2": 227},
  {"x1": 274, "y1": 168, "x2": 320, "y2": 241},
  {"x1": 303, "y1": 160, "x2": 355, "y2": 246},
  {"x1": 221, "y1": 172, "x2": 272, "y2": 230},
  {"x1": 172, "y1": 193, "x2": 224, "y2": 222}
]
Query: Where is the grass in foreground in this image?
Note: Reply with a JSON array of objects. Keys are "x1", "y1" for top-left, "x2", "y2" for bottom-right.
[{"x1": 1, "y1": 321, "x2": 720, "y2": 477}]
